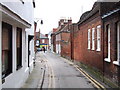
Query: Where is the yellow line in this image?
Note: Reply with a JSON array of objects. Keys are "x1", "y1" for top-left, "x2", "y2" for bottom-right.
[
  {"x1": 77, "y1": 66, "x2": 106, "y2": 89},
  {"x1": 62, "y1": 58, "x2": 106, "y2": 90},
  {"x1": 44, "y1": 58, "x2": 55, "y2": 88}
]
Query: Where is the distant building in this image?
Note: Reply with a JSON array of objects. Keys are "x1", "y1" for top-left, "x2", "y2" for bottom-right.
[
  {"x1": 34, "y1": 30, "x2": 40, "y2": 52},
  {"x1": 40, "y1": 33, "x2": 49, "y2": 50},
  {"x1": 51, "y1": 28, "x2": 57, "y2": 52},
  {"x1": 51, "y1": 18, "x2": 72, "y2": 59}
]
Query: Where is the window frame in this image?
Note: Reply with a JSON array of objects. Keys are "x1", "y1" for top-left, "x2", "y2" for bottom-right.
[
  {"x1": 16, "y1": 27, "x2": 22, "y2": 70},
  {"x1": 88, "y1": 29, "x2": 91, "y2": 49},
  {"x1": 42, "y1": 39, "x2": 45, "y2": 43},
  {"x1": 113, "y1": 22, "x2": 120, "y2": 66},
  {"x1": 104, "y1": 24, "x2": 111, "y2": 62},
  {"x1": 92, "y1": 28, "x2": 95, "y2": 50},
  {"x1": 96, "y1": 25, "x2": 101, "y2": 51}
]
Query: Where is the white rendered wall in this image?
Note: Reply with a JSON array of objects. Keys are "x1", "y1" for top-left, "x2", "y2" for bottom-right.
[
  {"x1": 1, "y1": 0, "x2": 34, "y2": 24},
  {"x1": 1, "y1": 1, "x2": 35, "y2": 88},
  {"x1": 2, "y1": 28, "x2": 29, "y2": 88}
]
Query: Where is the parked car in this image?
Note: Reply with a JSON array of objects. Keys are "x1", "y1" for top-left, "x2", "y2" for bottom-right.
[{"x1": 37, "y1": 48, "x2": 42, "y2": 52}]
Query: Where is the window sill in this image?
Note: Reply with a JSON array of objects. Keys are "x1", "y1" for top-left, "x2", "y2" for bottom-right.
[
  {"x1": 104, "y1": 58, "x2": 111, "y2": 62},
  {"x1": 88, "y1": 48, "x2": 90, "y2": 50},
  {"x1": 16, "y1": 66, "x2": 22, "y2": 71},
  {"x1": 96, "y1": 49, "x2": 101, "y2": 51},
  {"x1": 113, "y1": 61, "x2": 120, "y2": 66}
]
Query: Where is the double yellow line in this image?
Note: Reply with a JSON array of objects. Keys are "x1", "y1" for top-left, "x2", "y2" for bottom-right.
[
  {"x1": 63, "y1": 58, "x2": 106, "y2": 90},
  {"x1": 74, "y1": 65, "x2": 106, "y2": 90},
  {"x1": 43, "y1": 57, "x2": 55, "y2": 88}
]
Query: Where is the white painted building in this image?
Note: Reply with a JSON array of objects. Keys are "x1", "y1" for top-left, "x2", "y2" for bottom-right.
[
  {"x1": 0, "y1": 0, "x2": 35, "y2": 88},
  {"x1": 56, "y1": 34, "x2": 61, "y2": 54}
]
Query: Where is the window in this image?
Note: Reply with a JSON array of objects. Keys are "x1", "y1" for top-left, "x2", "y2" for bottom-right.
[
  {"x1": 2, "y1": 22, "x2": 12, "y2": 78},
  {"x1": 16, "y1": 27, "x2": 22, "y2": 70},
  {"x1": 113, "y1": 22, "x2": 120, "y2": 65},
  {"x1": 96, "y1": 25, "x2": 101, "y2": 51},
  {"x1": 104, "y1": 24, "x2": 111, "y2": 62},
  {"x1": 88, "y1": 29, "x2": 91, "y2": 49},
  {"x1": 42, "y1": 39, "x2": 45, "y2": 43},
  {"x1": 92, "y1": 28, "x2": 95, "y2": 50}
]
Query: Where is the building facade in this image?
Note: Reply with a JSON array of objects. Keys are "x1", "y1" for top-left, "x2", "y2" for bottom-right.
[
  {"x1": 34, "y1": 30, "x2": 40, "y2": 52},
  {"x1": 0, "y1": 0, "x2": 35, "y2": 88},
  {"x1": 102, "y1": 2, "x2": 120, "y2": 87},
  {"x1": 72, "y1": 2, "x2": 120, "y2": 87},
  {"x1": 76, "y1": 2, "x2": 103, "y2": 71},
  {"x1": 40, "y1": 33, "x2": 49, "y2": 50},
  {"x1": 52, "y1": 18, "x2": 72, "y2": 58}
]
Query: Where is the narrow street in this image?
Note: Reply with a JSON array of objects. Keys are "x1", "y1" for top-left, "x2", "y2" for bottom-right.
[{"x1": 35, "y1": 51, "x2": 97, "y2": 89}]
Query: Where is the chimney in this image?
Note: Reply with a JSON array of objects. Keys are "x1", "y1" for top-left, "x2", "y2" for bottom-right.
[
  {"x1": 68, "y1": 17, "x2": 72, "y2": 24},
  {"x1": 53, "y1": 28, "x2": 57, "y2": 32},
  {"x1": 59, "y1": 19, "x2": 64, "y2": 26},
  {"x1": 45, "y1": 34, "x2": 48, "y2": 37}
]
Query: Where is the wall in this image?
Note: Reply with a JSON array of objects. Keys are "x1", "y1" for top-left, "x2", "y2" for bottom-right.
[
  {"x1": 56, "y1": 34, "x2": 61, "y2": 54},
  {"x1": 75, "y1": 12, "x2": 104, "y2": 71},
  {"x1": 40, "y1": 38, "x2": 49, "y2": 50},
  {"x1": 1, "y1": 1, "x2": 35, "y2": 88},
  {"x1": 2, "y1": 27, "x2": 29, "y2": 88},
  {"x1": 103, "y1": 12, "x2": 120, "y2": 86},
  {"x1": 1, "y1": 0, "x2": 34, "y2": 25},
  {"x1": 61, "y1": 32, "x2": 71, "y2": 59}
]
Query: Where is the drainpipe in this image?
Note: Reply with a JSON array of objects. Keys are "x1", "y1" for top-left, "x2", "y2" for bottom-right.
[{"x1": 102, "y1": 19, "x2": 105, "y2": 83}]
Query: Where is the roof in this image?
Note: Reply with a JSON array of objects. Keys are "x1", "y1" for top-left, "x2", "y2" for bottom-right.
[
  {"x1": 102, "y1": 8, "x2": 120, "y2": 19},
  {"x1": 77, "y1": 2, "x2": 100, "y2": 25}
]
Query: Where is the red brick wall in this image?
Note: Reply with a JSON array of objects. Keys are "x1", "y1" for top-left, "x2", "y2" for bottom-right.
[
  {"x1": 61, "y1": 32, "x2": 71, "y2": 59},
  {"x1": 40, "y1": 38, "x2": 49, "y2": 45},
  {"x1": 103, "y1": 13, "x2": 120, "y2": 85},
  {"x1": 74, "y1": 12, "x2": 104, "y2": 71}
]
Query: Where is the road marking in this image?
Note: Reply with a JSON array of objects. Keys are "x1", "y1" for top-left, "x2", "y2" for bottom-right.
[
  {"x1": 41, "y1": 54, "x2": 55, "y2": 88},
  {"x1": 62, "y1": 58, "x2": 106, "y2": 90}
]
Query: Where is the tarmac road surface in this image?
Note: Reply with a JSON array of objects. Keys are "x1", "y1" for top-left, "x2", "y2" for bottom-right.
[{"x1": 39, "y1": 51, "x2": 97, "y2": 89}]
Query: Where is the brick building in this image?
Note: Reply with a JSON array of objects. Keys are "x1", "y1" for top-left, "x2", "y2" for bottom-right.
[
  {"x1": 52, "y1": 18, "x2": 72, "y2": 59},
  {"x1": 40, "y1": 33, "x2": 49, "y2": 50},
  {"x1": 74, "y1": 2, "x2": 104, "y2": 71},
  {"x1": 60, "y1": 19, "x2": 72, "y2": 59},
  {"x1": 34, "y1": 30, "x2": 40, "y2": 52},
  {"x1": 71, "y1": 2, "x2": 120, "y2": 87},
  {"x1": 51, "y1": 28, "x2": 57, "y2": 52},
  {"x1": 50, "y1": 1, "x2": 120, "y2": 87},
  {"x1": 102, "y1": 2, "x2": 120, "y2": 87}
]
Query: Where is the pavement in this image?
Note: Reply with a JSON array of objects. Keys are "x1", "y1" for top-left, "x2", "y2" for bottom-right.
[{"x1": 21, "y1": 52, "x2": 46, "y2": 88}]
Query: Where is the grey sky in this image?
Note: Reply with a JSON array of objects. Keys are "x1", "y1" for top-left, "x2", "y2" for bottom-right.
[{"x1": 34, "y1": 0, "x2": 97, "y2": 34}]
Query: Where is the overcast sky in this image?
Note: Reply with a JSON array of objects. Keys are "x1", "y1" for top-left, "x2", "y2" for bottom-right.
[{"x1": 34, "y1": 0, "x2": 97, "y2": 34}]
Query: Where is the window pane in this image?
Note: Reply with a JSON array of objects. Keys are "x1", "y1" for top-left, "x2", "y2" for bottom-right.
[
  {"x1": 92, "y1": 28, "x2": 95, "y2": 50},
  {"x1": 16, "y1": 27, "x2": 22, "y2": 70},
  {"x1": 97, "y1": 25, "x2": 101, "y2": 51},
  {"x1": 88, "y1": 29, "x2": 90, "y2": 49},
  {"x1": 2, "y1": 22, "x2": 12, "y2": 78}
]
